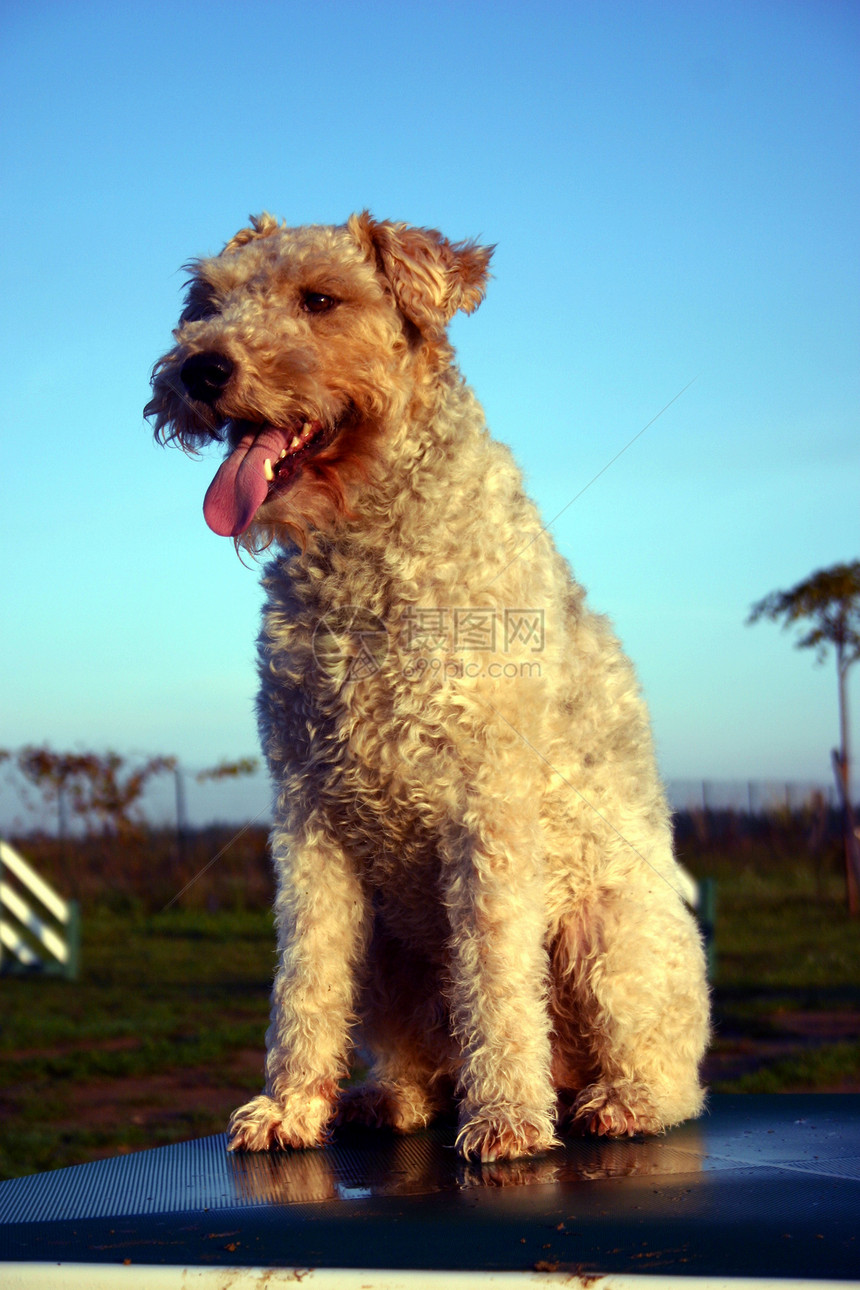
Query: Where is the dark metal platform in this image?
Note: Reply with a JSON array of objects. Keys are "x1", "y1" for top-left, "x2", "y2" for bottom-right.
[{"x1": 0, "y1": 1095, "x2": 858, "y2": 1281}]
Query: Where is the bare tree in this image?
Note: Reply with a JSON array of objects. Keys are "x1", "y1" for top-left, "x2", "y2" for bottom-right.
[
  {"x1": 748, "y1": 560, "x2": 860, "y2": 911},
  {"x1": 14, "y1": 746, "x2": 176, "y2": 838},
  {"x1": 196, "y1": 757, "x2": 260, "y2": 783}
]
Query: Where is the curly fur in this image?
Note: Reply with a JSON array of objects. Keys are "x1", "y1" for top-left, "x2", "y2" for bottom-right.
[{"x1": 145, "y1": 212, "x2": 710, "y2": 1163}]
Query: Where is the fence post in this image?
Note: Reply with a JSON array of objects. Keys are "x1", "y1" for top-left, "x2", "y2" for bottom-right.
[
  {"x1": 831, "y1": 750, "x2": 860, "y2": 916},
  {"x1": 695, "y1": 877, "x2": 716, "y2": 980},
  {"x1": 65, "y1": 899, "x2": 82, "y2": 980},
  {"x1": 174, "y1": 765, "x2": 188, "y2": 863}
]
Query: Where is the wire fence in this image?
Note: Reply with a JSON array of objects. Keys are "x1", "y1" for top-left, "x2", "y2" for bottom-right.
[
  {"x1": 666, "y1": 778, "x2": 846, "y2": 814},
  {"x1": 0, "y1": 761, "x2": 272, "y2": 838},
  {"x1": 0, "y1": 756, "x2": 853, "y2": 839}
]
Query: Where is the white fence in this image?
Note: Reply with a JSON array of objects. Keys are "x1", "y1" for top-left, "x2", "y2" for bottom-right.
[{"x1": 0, "y1": 840, "x2": 80, "y2": 979}]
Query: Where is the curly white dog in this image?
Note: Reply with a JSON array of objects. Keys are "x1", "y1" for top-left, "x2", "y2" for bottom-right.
[{"x1": 146, "y1": 212, "x2": 710, "y2": 1163}]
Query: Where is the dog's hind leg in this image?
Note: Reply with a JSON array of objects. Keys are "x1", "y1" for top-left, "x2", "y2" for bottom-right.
[
  {"x1": 228, "y1": 811, "x2": 370, "y2": 1151},
  {"x1": 554, "y1": 882, "x2": 709, "y2": 1137},
  {"x1": 338, "y1": 924, "x2": 455, "y2": 1133}
]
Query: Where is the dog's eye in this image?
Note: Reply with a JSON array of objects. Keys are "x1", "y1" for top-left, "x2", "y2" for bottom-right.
[
  {"x1": 183, "y1": 300, "x2": 219, "y2": 323},
  {"x1": 301, "y1": 291, "x2": 339, "y2": 315},
  {"x1": 180, "y1": 275, "x2": 220, "y2": 323}
]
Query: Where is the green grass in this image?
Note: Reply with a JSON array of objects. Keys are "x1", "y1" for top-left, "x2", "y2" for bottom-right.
[
  {"x1": 706, "y1": 863, "x2": 859, "y2": 991},
  {"x1": 0, "y1": 909, "x2": 275, "y2": 1178},
  {"x1": 1, "y1": 854, "x2": 858, "y2": 1180},
  {"x1": 1, "y1": 908, "x2": 274, "y2": 1050},
  {"x1": 716, "y1": 1043, "x2": 860, "y2": 1094},
  {"x1": 682, "y1": 856, "x2": 860, "y2": 1096}
]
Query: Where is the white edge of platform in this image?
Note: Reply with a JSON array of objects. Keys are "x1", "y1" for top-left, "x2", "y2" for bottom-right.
[{"x1": 0, "y1": 1267, "x2": 855, "y2": 1290}]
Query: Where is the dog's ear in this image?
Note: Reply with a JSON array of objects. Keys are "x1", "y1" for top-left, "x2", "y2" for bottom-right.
[
  {"x1": 349, "y1": 212, "x2": 493, "y2": 336},
  {"x1": 222, "y1": 212, "x2": 283, "y2": 254}
]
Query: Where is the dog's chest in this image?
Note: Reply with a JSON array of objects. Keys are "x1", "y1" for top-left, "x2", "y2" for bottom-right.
[
  {"x1": 301, "y1": 668, "x2": 453, "y2": 950},
  {"x1": 260, "y1": 578, "x2": 448, "y2": 803}
]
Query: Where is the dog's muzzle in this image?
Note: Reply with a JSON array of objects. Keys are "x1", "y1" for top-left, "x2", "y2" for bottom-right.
[{"x1": 181, "y1": 351, "x2": 234, "y2": 405}]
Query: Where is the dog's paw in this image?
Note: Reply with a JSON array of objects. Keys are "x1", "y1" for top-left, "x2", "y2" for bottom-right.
[
  {"x1": 570, "y1": 1083, "x2": 664, "y2": 1138},
  {"x1": 456, "y1": 1108, "x2": 559, "y2": 1164},
  {"x1": 227, "y1": 1091, "x2": 334, "y2": 1152},
  {"x1": 336, "y1": 1080, "x2": 435, "y2": 1134}
]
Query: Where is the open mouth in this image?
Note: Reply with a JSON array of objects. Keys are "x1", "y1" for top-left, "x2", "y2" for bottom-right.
[
  {"x1": 260, "y1": 418, "x2": 329, "y2": 487},
  {"x1": 203, "y1": 416, "x2": 334, "y2": 537}
]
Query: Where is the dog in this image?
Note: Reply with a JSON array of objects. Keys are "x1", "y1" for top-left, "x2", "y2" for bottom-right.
[{"x1": 145, "y1": 212, "x2": 709, "y2": 1163}]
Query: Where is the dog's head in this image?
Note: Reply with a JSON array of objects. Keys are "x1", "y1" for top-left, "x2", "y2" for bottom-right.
[{"x1": 145, "y1": 213, "x2": 493, "y2": 548}]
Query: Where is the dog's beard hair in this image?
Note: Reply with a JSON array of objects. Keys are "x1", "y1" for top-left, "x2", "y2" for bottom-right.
[
  {"x1": 246, "y1": 471, "x2": 347, "y2": 553},
  {"x1": 145, "y1": 359, "x2": 225, "y2": 451}
]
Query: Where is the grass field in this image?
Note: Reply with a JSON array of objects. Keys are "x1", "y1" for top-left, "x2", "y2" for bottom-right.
[
  {"x1": 1, "y1": 833, "x2": 858, "y2": 1180},
  {"x1": 693, "y1": 859, "x2": 860, "y2": 1095}
]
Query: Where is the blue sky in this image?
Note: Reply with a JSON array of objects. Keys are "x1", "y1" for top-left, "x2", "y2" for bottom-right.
[{"x1": 1, "y1": 0, "x2": 857, "y2": 828}]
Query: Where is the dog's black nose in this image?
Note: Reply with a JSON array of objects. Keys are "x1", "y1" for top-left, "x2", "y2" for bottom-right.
[{"x1": 181, "y1": 351, "x2": 234, "y2": 404}]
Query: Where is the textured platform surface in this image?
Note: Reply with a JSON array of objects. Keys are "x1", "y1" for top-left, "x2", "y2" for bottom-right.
[{"x1": 0, "y1": 1095, "x2": 858, "y2": 1277}]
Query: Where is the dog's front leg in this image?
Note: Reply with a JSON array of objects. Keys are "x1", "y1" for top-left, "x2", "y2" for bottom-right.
[
  {"x1": 229, "y1": 811, "x2": 368, "y2": 1151},
  {"x1": 443, "y1": 812, "x2": 559, "y2": 1164}
]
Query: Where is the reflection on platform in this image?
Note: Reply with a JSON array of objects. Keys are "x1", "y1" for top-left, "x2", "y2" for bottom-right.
[{"x1": 227, "y1": 1119, "x2": 707, "y2": 1206}]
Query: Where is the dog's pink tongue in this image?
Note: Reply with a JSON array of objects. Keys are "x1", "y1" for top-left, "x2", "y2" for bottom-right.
[{"x1": 203, "y1": 429, "x2": 290, "y2": 537}]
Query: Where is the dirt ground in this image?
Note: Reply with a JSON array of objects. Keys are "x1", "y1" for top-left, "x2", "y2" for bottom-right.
[{"x1": 702, "y1": 1007, "x2": 860, "y2": 1090}]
